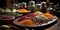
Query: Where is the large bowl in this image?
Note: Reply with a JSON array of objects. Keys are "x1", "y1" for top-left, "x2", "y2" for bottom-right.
[{"x1": 13, "y1": 16, "x2": 57, "y2": 28}]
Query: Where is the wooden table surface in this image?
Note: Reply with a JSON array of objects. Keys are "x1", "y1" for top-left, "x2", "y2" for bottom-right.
[{"x1": 45, "y1": 18, "x2": 60, "y2": 30}]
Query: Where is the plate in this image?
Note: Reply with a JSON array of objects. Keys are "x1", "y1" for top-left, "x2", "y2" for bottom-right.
[{"x1": 13, "y1": 16, "x2": 58, "y2": 28}]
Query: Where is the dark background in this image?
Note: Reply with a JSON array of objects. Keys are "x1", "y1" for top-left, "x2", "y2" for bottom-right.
[
  {"x1": 0, "y1": 0, "x2": 6, "y2": 8},
  {"x1": 0, "y1": 0, "x2": 60, "y2": 8}
]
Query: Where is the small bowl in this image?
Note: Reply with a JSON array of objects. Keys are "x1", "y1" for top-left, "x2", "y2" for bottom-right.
[{"x1": 0, "y1": 15, "x2": 15, "y2": 25}]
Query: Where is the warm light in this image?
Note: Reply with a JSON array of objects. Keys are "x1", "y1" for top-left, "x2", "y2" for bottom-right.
[{"x1": 46, "y1": 0, "x2": 50, "y2": 3}]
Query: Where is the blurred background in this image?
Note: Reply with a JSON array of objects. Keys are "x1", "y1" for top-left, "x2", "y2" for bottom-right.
[
  {"x1": 0, "y1": 0, "x2": 60, "y2": 17},
  {"x1": 0, "y1": 0, "x2": 60, "y2": 8}
]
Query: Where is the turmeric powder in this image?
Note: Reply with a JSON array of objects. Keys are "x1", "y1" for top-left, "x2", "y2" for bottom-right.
[{"x1": 17, "y1": 9, "x2": 29, "y2": 13}]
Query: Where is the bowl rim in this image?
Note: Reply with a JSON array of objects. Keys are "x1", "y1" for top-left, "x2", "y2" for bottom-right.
[
  {"x1": 13, "y1": 16, "x2": 58, "y2": 27},
  {"x1": 0, "y1": 16, "x2": 15, "y2": 20}
]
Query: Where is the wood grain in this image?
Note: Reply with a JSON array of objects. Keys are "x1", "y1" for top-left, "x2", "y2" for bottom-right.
[{"x1": 45, "y1": 18, "x2": 60, "y2": 30}]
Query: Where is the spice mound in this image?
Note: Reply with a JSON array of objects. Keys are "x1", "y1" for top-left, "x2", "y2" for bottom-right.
[
  {"x1": 17, "y1": 9, "x2": 30, "y2": 13},
  {"x1": 43, "y1": 13, "x2": 54, "y2": 19},
  {"x1": 18, "y1": 19, "x2": 35, "y2": 26}
]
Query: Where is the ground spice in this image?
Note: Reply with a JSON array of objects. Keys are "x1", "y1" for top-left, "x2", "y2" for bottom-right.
[
  {"x1": 18, "y1": 19, "x2": 35, "y2": 26},
  {"x1": 43, "y1": 13, "x2": 53, "y2": 19},
  {"x1": 17, "y1": 9, "x2": 29, "y2": 13}
]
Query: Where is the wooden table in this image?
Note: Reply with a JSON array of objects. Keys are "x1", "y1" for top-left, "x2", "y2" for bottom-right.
[{"x1": 45, "y1": 18, "x2": 60, "y2": 30}]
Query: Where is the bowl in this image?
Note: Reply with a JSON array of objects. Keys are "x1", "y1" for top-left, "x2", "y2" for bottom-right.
[{"x1": 0, "y1": 15, "x2": 15, "y2": 25}]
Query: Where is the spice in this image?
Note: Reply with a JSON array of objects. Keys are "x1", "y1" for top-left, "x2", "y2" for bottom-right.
[
  {"x1": 17, "y1": 9, "x2": 29, "y2": 13},
  {"x1": 18, "y1": 19, "x2": 35, "y2": 26},
  {"x1": 43, "y1": 13, "x2": 53, "y2": 19},
  {"x1": 34, "y1": 11, "x2": 43, "y2": 15},
  {"x1": 5, "y1": 9, "x2": 11, "y2": 12}
]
